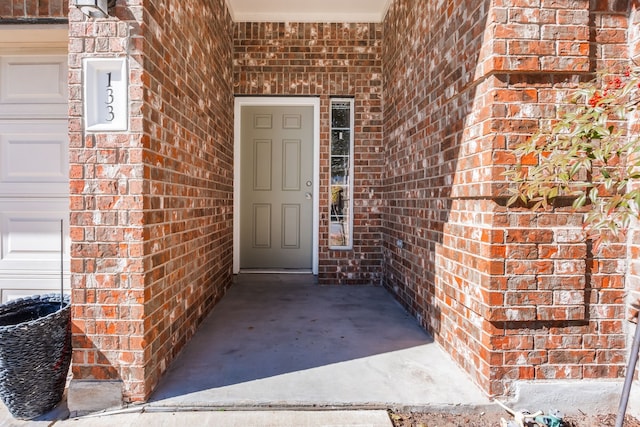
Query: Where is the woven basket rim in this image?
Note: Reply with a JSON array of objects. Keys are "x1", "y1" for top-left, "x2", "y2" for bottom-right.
[{"x1": 0, "y1": 294, "x2": 70, "y2": 331}]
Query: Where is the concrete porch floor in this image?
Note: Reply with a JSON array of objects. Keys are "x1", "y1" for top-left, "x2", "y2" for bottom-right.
[
  {"x1": 6, "y1": 273, "x2": 640, "y2": 425},
  {"x1": 147, "y1": 273, "x2": 491, "y2": 410}
]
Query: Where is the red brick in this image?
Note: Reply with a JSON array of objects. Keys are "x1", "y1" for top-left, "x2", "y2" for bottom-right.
[
  {"x1": 506, "y1": 229, "x2": 554, "y2": 243},
  {"x1": 63, "y1": 0, "x2": 637, "y2": 404},
  {"x1": 534, "y1": 334, "x2": 583, "y2": 350},
  {"x1": 504, "y1": 350, "x2": 548, "y2": 366},
  {"x1": 38, "y1": 0, "x2": 49, "y2": 16},
  {"x1": 535, "y1": 365, "x2": 583, "y2": 380},
  {"x1": 70, "y1": 0, "x2": 234, "y2": 403},
  {"x1": 24, "y1": 0, "x2": 37, "y2": 16},
  {"x1": 548, "y1": 350, "x2": 595, "y2": 364},
  {"x1": 537, "y1": 305, "x2": 586, "y2": 321},
  {"x1": 584, "y1": 365, "x2": 625, "y2": 379},
  {"x1": 505, "y1": 291, "x2": 553, "y2": 306},
  {"x1": 0, "y1": 1, "x2": 11, "y2": 16}
]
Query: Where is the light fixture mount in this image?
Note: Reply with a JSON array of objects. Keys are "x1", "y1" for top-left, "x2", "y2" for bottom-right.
[{"x1": 74, "y1": 0, "x2": 117, "y2": 19}]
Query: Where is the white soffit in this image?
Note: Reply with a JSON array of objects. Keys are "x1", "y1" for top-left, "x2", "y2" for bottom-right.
[{"x1": 226, "y1": 0, "x2": 393, "y2": 23}]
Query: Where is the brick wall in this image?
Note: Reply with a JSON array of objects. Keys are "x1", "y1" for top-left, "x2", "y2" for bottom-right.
[
  {"x1": 233, "y1": 22, "x2": 384, "y2": 285},
  {"x1": 140, "y1": 0, "x2": 234, "y2": 400},
  {"x1": 0, "y1": 0, "x2": 67, "y2": 19},
  {"x1": 383, "y1": 0, "x2": 500, "y2": 394},
  {"x1": 383, "y1": 0, "x2": 631, "y2": 396},
  {"x1": 63, "y1": 0, "x2": 640, "y2": 403},
  {"x1": 69, "y1": 0, "x2": 234, "y2": 402}
]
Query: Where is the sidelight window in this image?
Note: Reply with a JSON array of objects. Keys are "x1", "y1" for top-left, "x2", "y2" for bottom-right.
[{"x1": 329, "y1": 98, "x2": 354, "y2": 249}]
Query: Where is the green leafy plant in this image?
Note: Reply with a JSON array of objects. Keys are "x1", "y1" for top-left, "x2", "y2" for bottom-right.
[{"x1": 504, "y1": 67, "x2": 640, "y2": 249}]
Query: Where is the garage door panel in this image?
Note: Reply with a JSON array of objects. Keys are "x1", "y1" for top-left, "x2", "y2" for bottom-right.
[
  {"x1": 0, "y1": 55, "x2": 67, "y2": 118},
  {"x1": 0, "y1": 120, "x2": 68, "y2": 195},
  {"x1": 0, "y1": 279, "x2": 70, "y2": 304},
  {"x1": 0, "y1": 199, "x2": 69, "y2": 273},
  {"x1": 0, "y1": 44, "x2": 70, "y2": 300}
]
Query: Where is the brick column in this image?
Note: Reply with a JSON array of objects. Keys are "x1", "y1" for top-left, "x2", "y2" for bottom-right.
[
  {"x1": 453, "y1": 0, "x2": 630, "y2": 396},
  {"x1": 68, "y1": 0, "x2": 147, "y2": 411},
  {"x1": 68, "y1": 0, "x2": 234, "y2": 412},
  {"x1": 383, "y1": 0, "x2": 632, "y2": 397}
]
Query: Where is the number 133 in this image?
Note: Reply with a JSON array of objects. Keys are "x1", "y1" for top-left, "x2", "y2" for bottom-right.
[{"x1": 105, "y1": 72, "x2": 115, "y2": 122}]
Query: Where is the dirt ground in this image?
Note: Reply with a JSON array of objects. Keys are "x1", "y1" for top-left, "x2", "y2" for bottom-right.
[{"x1": 389, "y1": 410, "x2": 640, "y2": 427}]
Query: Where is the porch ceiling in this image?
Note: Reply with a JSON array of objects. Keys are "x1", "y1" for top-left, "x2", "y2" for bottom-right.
[{"x1": 225, "y1": 0, "x2": 393, "y2": 22}]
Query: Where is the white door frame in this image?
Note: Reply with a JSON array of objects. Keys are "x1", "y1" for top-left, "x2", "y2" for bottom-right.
[{"x1": 233, "y1": 97, "x2": 320, "y2": 275}]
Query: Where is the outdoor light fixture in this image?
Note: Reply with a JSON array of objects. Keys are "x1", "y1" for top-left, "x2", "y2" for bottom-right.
[{"x1": 73, "y1": 0, "x2": 116, "y2": 19}]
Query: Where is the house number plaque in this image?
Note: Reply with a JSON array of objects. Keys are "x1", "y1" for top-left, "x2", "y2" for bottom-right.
[{"x1": 83, "y1": 57, "x2": 128, "y2": 132}]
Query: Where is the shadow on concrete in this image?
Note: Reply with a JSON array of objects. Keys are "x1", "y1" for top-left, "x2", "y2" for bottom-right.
[
  {"x1": 147, "y1": 274, "x2": 488, "y2": 408},
  {"x1": 0, "y1": 395, "x2": 69, "y2": 426}
]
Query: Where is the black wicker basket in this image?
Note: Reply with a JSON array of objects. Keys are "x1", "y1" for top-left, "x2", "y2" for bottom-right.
[{"x1": 0, "y1": 294, "x2": 71, "y2": 419}]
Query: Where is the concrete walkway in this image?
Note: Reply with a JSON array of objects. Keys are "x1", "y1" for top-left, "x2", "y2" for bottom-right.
[
  {"x1": 0, "y1": 407, "x2": 394, "y2": 427},
  {"x1": 147, "y1": 274, "x2": 489, "y2": 409},
  {"x1": 0, "y1": 274, "x2": 491, "y2": 426}
]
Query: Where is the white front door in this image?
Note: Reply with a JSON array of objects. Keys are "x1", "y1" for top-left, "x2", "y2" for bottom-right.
[
  {"x1": 0, "y1": 32, "x2": 69, "y2": 302},
  {"x1": 240, "y1": 105, "x2": 314, "y2": 270}
]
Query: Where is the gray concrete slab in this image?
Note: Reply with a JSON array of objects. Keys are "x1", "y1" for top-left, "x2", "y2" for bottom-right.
[
  {"x1": 57, "y1": 410, "x2": 393, "y2": 427},
  {"x1": 0, "y1": 273, "x2": 491, "y2": 426},
  {"x1": 0, "y1": 398, "x2": 67, "y2": 427},
  {"x1": 148, "y1": 274, "x2": 490, "y2": 410},
  {"x1": 3, "y1": 273, "x2": 638, "y2": 425},
  {"x1": 629, "y1": 383, "x2": 640, "y2": 420}
]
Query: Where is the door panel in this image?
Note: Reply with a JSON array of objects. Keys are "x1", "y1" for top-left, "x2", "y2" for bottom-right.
[
  {"x1": 282, "y1": 204, "x2": 300, "y2": 249},
  {"x1": 282, "y1": 139, "x2": 301, "y2": 191},
  {"x1": 253, "y1": 140, "x2": 272, "y2": 191},
  {"x1": 241, "y1": 106, "x2": 313, "y2": 270},
  {"x1": 253, "y1": 204, "x2": 272, "y2": 248}
]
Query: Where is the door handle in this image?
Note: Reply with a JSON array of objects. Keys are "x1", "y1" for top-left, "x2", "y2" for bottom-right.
[{"x1": 305, "y1": 192, "x2": 312, "y2": 200}]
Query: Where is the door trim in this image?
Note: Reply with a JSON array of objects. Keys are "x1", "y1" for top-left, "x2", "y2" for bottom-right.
[{"x1": 234, "y1": 97, "x2": 320, "y2": 275}]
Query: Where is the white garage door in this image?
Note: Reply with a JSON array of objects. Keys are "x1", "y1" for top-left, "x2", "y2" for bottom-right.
[{"x1": 0, "y1": 28, "x2": 69, "y2": 303}]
